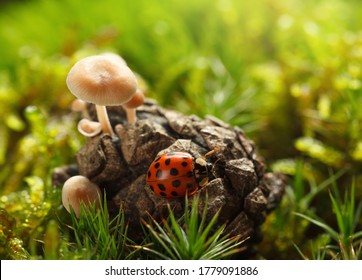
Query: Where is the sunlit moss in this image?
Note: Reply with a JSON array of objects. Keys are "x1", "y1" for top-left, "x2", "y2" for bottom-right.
[
  {"x1": 271, "y1": 159, "x2": 315, "y2": 181},
  {"x1": 43, "y1": 220, "x2": 60, "y2": 260},
  {"x1": 295, "y1": 137, "x2": 345, "y2": 167},
  {"x1": 351, "y1": 142, "x2": 362, "y2": 161},
  {"x1": 317, "y1": 94, "x2": 331, "y2": 119},
  {"x1": 6, "y1": 237, "x2": 30, "y2": 260},
  {"x1": 0, "y1": 209, "x2": 30, "y2": 259}
]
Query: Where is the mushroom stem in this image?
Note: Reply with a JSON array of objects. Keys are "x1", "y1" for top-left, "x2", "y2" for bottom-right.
[
  {"x1": 122, "y1": 88, "x2": 144, "y2": 125},
  {"x1": 95, "y1": 105, "x2": 115, "y2": 136},
  {"x1": 126, "y1": 108, "x2": 136, "y2": 124}
]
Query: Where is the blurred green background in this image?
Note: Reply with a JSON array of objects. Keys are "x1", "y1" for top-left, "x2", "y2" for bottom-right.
[{"x1": 0, "y1": 0, "x2": 362, "y2": 259}]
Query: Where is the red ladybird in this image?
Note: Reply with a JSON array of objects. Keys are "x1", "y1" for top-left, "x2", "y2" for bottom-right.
[{"x1": 146, "y1": 148, "x2": 218, "y2": 198}]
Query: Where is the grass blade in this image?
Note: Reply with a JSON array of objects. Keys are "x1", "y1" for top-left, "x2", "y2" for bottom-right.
[{"x1": 294, "y1": 212, "x2": 339, "y2": 241}]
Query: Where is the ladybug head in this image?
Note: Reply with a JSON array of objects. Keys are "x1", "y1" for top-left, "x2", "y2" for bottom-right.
[
  {"x1": 193, "y1": 157, "x2": 214, "y2": 187},
  {"x1": 193, "y1": 146, "x2": 220, "y2": 187}
]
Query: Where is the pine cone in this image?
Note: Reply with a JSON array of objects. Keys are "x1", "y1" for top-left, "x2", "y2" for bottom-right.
[{"x1": 52, "y1": 99, "x2": 286, "y2": 254}]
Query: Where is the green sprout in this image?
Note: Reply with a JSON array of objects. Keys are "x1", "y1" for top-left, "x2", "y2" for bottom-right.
[
  {"x1": 64, "y1": 196, "x2": 130, "y2": 260},
  {"x1": 295, "y1": 181, "x2": 362, "y2": 259},
  {"x1": 136, "y1": 195, "x2": 246, "y2": 260}
]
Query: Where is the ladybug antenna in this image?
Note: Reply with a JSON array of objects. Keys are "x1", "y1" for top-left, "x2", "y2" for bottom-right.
[
  {"x1": 204, "y1": 146, "x2": 221, "y2": 179},
  {"x1": 203, "y1": 146, "x2": 220, "y2": 159}
]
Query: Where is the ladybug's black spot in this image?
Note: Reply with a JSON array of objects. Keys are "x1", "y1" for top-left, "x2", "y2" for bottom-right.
[
  {"x1": 170, "y1": 168, "x2": 179, "y2": 176},
  {"x1": 172, "y1": 180, "x2": 181, "y2": 188},
  {"x1": 181, "y1": 161, "x2": 188, "y2": 167},
  {"x1": 171, "y1": 191, "x2": 178, "y2": 197},
  {"x1": 160, "y1": 192, "x2": 167, "y2": 197},
  {"x1": 158, "y1": 184, "x2": 166, "y2": 191},
  {"x1": 186, "y1": 183, "x2": 194, "y2": 189},
  {"x1": 147, "y1": 171, "x2": 151, "y2": 178},
  {"x1": 165, "y1": 158, "x2": 171, "y2": 165},
  {"x1": 154, "y1": 162, "x2": 160, "y2": 169},
  {"x1": 156, "y1": 170, "x2": 163, "y2": 178},
  {"x1": 187, "y1": 171, "x2": 193, "y2": 177}
]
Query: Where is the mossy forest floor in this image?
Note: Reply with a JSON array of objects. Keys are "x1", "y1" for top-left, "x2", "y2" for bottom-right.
[{"x1": 0, "y1": 0, "x2": 362, "y2": 260}]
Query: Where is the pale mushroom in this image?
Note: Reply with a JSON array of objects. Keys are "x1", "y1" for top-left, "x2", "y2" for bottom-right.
[
  {"x1": 66, "y1": 53, "x2": 138, "y2": 136},
  {"x1": 71, "y1": 98, "x2": 87, "y2": 112},
  {"x1": 122, "y1": 88, "x2": 145, "y2": 124},
  {"x1": 71, "y1": 99, "x2": 91, "y2": 119},
  {"x1": 100, "y1": 52, "x2": 127, "y2": 66},
  {"x1": 77, "y1": 118, "x2": 102, "y2": 137},
  {"x1": 61, "y1": 175, "x2": 102, "y2": 217}
]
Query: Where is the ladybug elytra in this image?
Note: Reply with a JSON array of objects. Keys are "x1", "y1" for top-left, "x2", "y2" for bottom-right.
[{"x1": 146, "y1": 148, "x2": 218, "y2": 198}]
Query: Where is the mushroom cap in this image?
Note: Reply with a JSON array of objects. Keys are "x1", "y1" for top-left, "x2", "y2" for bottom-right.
[
  {"x1": 77, "y1": 118, "x2": 102, "y2": 137},
  {"x1": 71, "y1": 99, "x2": 87, "y2": 112},
  {"x1": 122, "y1": 88, "x2": 145, "y2": 109},
  {"x1": 62, "y1": 175, "x2": 102, "y2": 217},
  {"x1": 100, "y1": 52, "x2": 127, "y2": 66},
  {"x1": 66, "y1": 54, "x2": 138, "y2": 106}
]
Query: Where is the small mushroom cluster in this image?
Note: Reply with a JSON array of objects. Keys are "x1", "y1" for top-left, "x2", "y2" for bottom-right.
[
  {"x1": 67, "y1": 52, "x2": 145, "y2": 137},
  {"x1": 62, "y1": 53, "x2": 145, "y2": 216}
]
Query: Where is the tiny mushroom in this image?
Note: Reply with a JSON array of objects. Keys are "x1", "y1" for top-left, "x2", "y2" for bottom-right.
[
  {"x1": 77, "y1": 118, "x2": 102, "y2": 137},
  {"x1": 62, "y1": 175, "x2": 102, "y2": 217},
  {"x1": 66, "y1": 53, "x2": 138, "y2": 136},
  {"x1": 122, "y1": 88, "x2": 145, "y2": 124},
  {"x1": 71, "y1": 98, "x2": 87, "y2": 113},
  {"x1": 71, "y1": 99, "x2": 91, "y2": 119}
]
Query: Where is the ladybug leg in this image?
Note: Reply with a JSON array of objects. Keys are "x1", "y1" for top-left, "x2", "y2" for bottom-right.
[
  {"x1": 210, "y1": 158, "x2": 221, "y2": 178},
  {"x1": 186, "y1": 187, "x2": 199, "y2": 196}
]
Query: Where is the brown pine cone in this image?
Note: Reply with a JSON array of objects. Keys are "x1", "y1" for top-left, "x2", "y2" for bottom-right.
[{"x1": 52, "y1": 99, "x2": 286, "y2": 254}]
